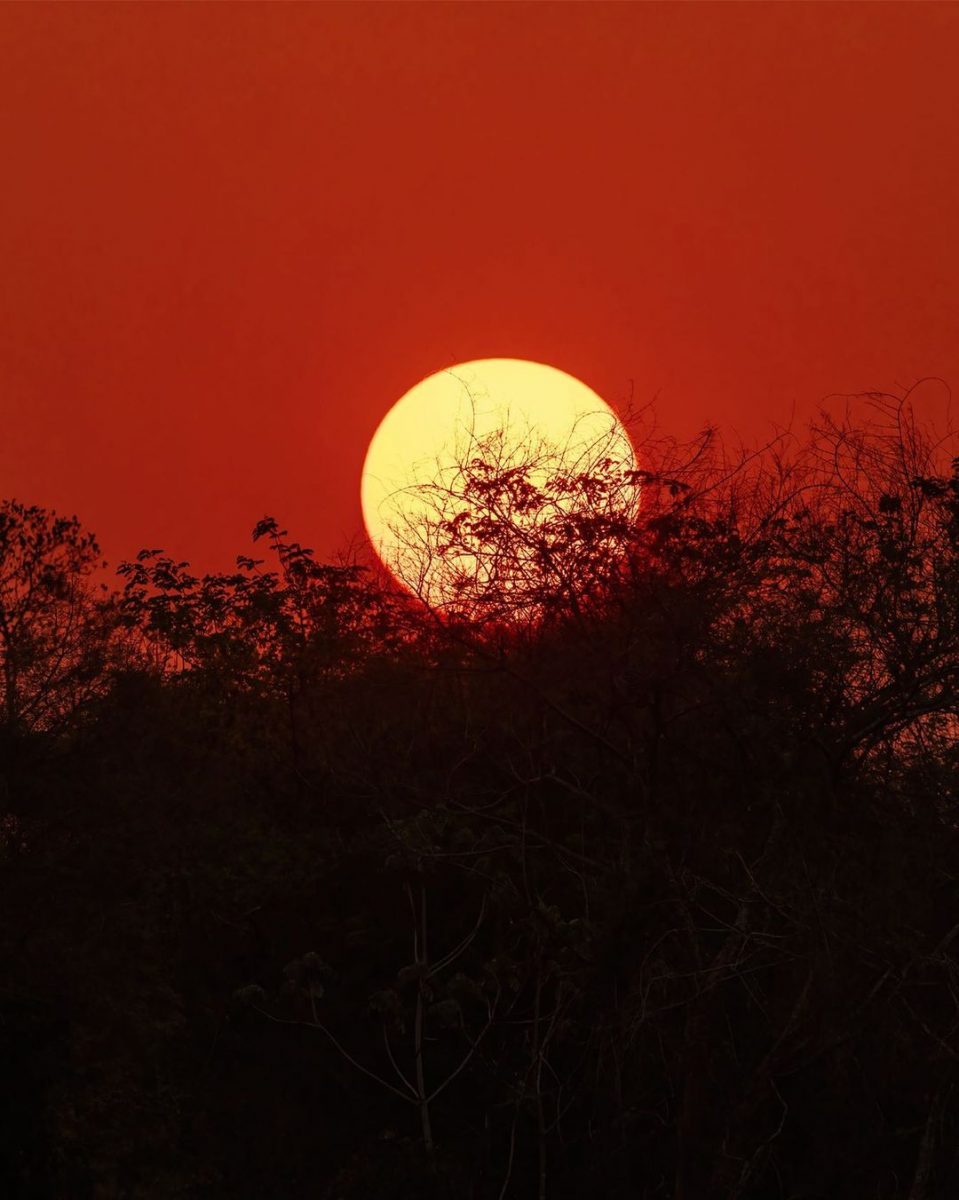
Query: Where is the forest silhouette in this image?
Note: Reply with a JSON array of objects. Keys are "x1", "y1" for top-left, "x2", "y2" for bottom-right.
[{"x1": 2, "y1": 393, "x2": 959, "y2": 1198}]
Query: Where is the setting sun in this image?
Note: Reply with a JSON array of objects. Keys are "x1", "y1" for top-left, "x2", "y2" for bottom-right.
[{"x1": 360, "y1": 359, "x2": 637, "y2": 608}]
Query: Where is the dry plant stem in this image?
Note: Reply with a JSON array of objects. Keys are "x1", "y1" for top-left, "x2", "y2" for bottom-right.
[
  {"x1": 907, "y1": 1088, "x2": 944, "y2": 1200},
  {"x1": 406, "y1": 878, "x2": 434, "y2": 1155}
]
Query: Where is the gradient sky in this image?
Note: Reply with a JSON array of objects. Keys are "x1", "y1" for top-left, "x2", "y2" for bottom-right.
[{"x1": 2, "y1": 3, "x2": 958, "y2": 569}]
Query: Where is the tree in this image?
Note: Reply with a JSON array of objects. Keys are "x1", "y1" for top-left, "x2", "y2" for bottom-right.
[
  {"x1": 382, "y1": 417, "x2": 641, "y2": 631},
  {"x1": 0, "y1": 499, "x2": 114, "y2": 733},
  {"x1": 5, "y1": 396, "x2": 959, "y2": 1197}
]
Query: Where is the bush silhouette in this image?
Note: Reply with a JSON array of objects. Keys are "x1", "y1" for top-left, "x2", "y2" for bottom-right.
[{"x1": 1, "y1": 393, "x2": 959, "y2": 1198}]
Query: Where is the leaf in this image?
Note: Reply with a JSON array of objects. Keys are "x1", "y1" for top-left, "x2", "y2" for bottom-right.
[
  {"x1": 397, "y1": 963, "x2": 425, "y2": 987},
  {"x1": 429, "y1": 999, "x2": 461, "y2": 1028},
  {"x1": 232, "y1": 984, "x2": 267, "y2": 1009}
]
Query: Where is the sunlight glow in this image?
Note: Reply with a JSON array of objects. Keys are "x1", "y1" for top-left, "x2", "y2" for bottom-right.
[{"x1": 361, "y1": 359, "x2": 637, "y2": 610}]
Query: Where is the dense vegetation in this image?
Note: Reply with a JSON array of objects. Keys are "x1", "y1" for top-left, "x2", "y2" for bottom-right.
[{"x1": 2, "y1": 396, "x2": 959, "y2": 1198}]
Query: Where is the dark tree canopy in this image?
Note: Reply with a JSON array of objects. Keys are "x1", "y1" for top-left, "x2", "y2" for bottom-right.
[{"x1": 2, "y1": 395, "x2": 959, "y2": 1199}]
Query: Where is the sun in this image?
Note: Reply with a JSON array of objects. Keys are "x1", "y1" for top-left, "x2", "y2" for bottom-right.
[{"x1": 361, "y1": 358, "x2": 637, "y2": 612}]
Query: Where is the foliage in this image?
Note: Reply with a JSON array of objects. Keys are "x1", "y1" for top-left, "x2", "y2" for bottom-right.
[
  {"x1": 0, "y1": 500, "x2": 115, "y2": 733},
  {"x1": 2, "y1": 393, "x2": 959, "y2": 1197},
  {"x1": 383, "y1": 417, "x2": 640, "y2": 628}
]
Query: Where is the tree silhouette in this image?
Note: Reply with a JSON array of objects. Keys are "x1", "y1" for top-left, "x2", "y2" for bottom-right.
[
  {"x1": 2, "y1": 392, "x2": 959, "y2": 1198},
  {"x1": 0, "y1": 499, "x2": 114, "y2": 733},
  {"x1": 381, "y1": 411, "x2": 639, "y2": 630}
]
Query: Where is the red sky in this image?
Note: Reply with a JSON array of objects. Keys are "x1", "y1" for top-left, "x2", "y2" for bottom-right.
[{"x1": 2, "y1": 3, "x2": 958, "y2": 570}]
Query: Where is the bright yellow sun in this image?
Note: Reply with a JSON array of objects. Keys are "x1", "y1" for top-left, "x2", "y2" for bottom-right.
[{"x1": 361, "y1": 358, "x2": 637, "y2": 611}]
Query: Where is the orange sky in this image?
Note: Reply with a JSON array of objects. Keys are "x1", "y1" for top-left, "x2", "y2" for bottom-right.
[{"x1": 2, "y1": 3, "x2": 958, "y2": 569}]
